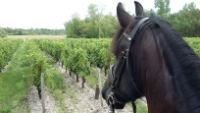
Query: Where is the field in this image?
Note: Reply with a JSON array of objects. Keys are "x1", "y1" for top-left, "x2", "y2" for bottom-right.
[
  {"x1": 0, "y1": 37, "x2": 200, "y2": 113},
  {"x1": 7, "y1": 35, "x2": 66, "y2": 39}
]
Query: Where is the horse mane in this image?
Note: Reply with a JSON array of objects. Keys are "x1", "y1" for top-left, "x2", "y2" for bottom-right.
[
  {"x1": 111, "y1": 15, "x2": 200, "y2": 112},
  {"x1": 151, "y1": 16, "x2": 200, "y2": 112}
]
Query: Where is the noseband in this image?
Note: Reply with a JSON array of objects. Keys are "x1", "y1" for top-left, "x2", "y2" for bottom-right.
[{"x1": 107, "y1": 17, "x2": 149, "y2": 113}]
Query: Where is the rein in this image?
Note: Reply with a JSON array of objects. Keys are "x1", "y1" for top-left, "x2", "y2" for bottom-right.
[{"x1": 108, "y1": 17, "x2": 149, "y2": 113}]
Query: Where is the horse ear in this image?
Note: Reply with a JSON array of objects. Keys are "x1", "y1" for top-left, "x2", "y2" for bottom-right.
[
  {"x1": 117, "y1": 3, "x2": 133, "y2": 28},
  {"x1": 134, "y1": 1, "x2": 146, "y2": 17}
]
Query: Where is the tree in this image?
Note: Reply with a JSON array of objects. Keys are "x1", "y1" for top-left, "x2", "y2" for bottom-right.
[
  {"x1": 167, "y1": 2, "x2": 200, "y2": 37},
  {"x1": 65, "y1": 17, "x2": 85, "y2": 37},
  {"x1": 64, "y1": 4, "x2": 118, "y2": 38},
  {"x1": 85, "y1": 4, "x2": 99, "y2": 38},
  {"x1": 0, "y1": 28, "x2": 7, "y2": 38},
  {"x1": 155, "y1": 0, "x2": 170, "y2": 18},
  {"x1": 2, "y1": 27, "x2": 65, "y2": 35},
  {"x1": 100, "y1": 15, "x2": 118, "y2": 37}
]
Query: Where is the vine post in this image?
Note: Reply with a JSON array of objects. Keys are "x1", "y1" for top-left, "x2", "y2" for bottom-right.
[
  {"x1": 95, "y1": 84, "x2": 99, "y2": 99},
  {"x1": 98, "y1": 68, "x2": 103, "y2": 106},
  {"x1": 41, "y1": 72, "x2": 45, "y2": 113}
]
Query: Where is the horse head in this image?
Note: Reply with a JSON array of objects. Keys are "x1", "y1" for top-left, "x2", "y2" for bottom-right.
[{"x1": 102, "y1": 1, "x2": 147, "y2": 111}]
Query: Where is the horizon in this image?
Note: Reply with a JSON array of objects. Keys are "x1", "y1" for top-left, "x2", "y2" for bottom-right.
[{"x1": 0, "y1": 0, "x2": 199, "y2": 29}]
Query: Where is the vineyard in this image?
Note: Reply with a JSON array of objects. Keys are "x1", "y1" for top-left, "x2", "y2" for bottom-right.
[
  {"x1": 0, "y1": 37, "x2": 200, "y2": 113},
  {"x1": 0, "y1": 39, "x2": 23, "y2": 72}
]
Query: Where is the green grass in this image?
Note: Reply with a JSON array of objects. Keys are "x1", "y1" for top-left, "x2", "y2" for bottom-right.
[
  {"x1": 135, "y1": 100, "x2": 148, "y2": 113},
  {"x1": 45, "y1": 65, "x2": 66, "y2": 92},
  {"x1": 85, "y1": 68, "x2": 106, "y2": 89},
  {"x1": 28, "y1": 40, "x2": 67, "y2": 113},
  {"x1": 85, "y1": 74, "x2": 98, "y2": 88},
  {"x1": 0, "y1": 40, "x2": 68, "y2": 113},
  {"x1": 0, "y1": 44, "x2": 29, "y2": 113},
  {"x1": 44, "y1": 65, "x2": 67, "y2": 113},
  {"x1": 127, "y1": 100, "x2": 147, "y2": 113}
]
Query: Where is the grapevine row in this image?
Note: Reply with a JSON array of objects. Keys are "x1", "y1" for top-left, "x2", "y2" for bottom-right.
[
  {"x1": 24, "y1": 40, "x2": 65, "y2": 97},
  {"x1": 35, "y1": 38, "x2": 113, "y2": 88},
  {"x1": 34, "y1": 38, "x2": 200, "y2": 88},
  {"x1": 0, "y1": 39, "x2": 23, "y2": 71}
]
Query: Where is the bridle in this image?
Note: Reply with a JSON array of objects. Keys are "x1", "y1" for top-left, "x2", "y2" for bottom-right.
[{"x1": 107, "y1": 17, "x2": 149, "y2": 113}]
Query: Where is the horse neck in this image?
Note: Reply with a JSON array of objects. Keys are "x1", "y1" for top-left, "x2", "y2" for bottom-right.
[
  {"x1": 134, "y1": 28, "x2": 200, "y2": 113},
  {"x1": 132, "y1": 29, "x2": 178, "y2": 113}
]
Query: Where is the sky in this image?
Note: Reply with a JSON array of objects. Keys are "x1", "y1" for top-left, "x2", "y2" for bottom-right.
[{"x1": 0, "y1": 0, "x2": 199, "y2": 29}]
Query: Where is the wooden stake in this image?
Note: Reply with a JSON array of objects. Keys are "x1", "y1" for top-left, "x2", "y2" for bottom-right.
[
  {"x1": 41, "y1": 72, "x2": 45, "y2": 113},
  {"x1": 95, "y1": 84, "x2": 100, "y2": 99},
  {"x1": 98, "y1": 68, "x2": 103, "y2": 106}
]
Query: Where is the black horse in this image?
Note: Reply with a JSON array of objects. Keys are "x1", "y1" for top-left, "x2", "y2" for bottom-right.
[{"x1": 102, "y1": 1, "x2": 200, "y2": 113}]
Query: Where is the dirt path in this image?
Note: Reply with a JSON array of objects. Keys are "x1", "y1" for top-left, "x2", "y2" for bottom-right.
[
  {"x1": 27, "y1": 85, "x2": 58, "y2": 113},
  {"x1": 91, "y1": 67, "x2": 148, "y2": 107},
  {"x1": 56, "y1": 63, "x2": 133, "y2": 113},
  {"x1": 1, "y1": 61, "x2": 11, "y2": 73},
  {"x1": 1, "y1": 51, "x2": 18, "y2": 73}
]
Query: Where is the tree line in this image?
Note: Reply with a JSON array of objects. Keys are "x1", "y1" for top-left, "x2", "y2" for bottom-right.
[
  {"x1": 0, "y1": 28, "x2": 65, "y2": 38},
  {"x1": 0, "y1": 0, "x2": 199, "y2": 38},
  {"x1": 166, "y1": 2, "x2": 200, "y2": 37},
  {"x1": 65, "y1": 4, "x2": 118, "y2": 38},
  {"x1": 65, "y1": 0, "x2": 200, "y2": 38}
]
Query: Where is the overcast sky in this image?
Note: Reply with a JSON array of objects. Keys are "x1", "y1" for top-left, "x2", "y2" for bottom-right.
[{"x1": 0, "y1": 0, "x2": 199, "y2": 29}]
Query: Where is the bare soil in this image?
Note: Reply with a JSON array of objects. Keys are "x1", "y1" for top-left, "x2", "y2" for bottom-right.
[
  {"x1": 27, "y1": 85, "x2": 58, "y2": 113},
  {"x1": 56, "y1": 62, "x2": 133, "y2": 113},
  {"x1": 1, "y1": 61, "x2": 11, "y2": 73}
]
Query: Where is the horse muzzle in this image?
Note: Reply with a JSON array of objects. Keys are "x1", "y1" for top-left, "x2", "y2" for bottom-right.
[{"x1": 106, "y1": 92, "x2": 125, "y2": 109}]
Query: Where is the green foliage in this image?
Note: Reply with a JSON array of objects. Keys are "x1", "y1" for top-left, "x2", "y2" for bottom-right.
[
  {"x1": 1, "y1": 37, "x2": 200, "y2": 113},
  {"x1": 0, "y1": 28, "x2": 7, "y2": 38},
  {"x1": 24, "y1": 41, "x2": 47, "y2": 87},
  {"x1": 65, "y1": 17, "x2": 85, "y2": 38},
  {"x1": 88, "y1": 4, "x2": 98, "y2": 17},
  {"x1": 0, "y1": 39, "x2": 66, "y2": 112},
  {"x1": 35, "y1": 38, "x2": 112, "y2": 81},
  {"x1": 135, "y1": 100, "x2": 148, "y2": 113},
  {"x1": 82, "y1": 39, "x2": 112, "y2": 69},
  {"x1": 155, "y1": 0, "x2": 170, "y2": 18},
  {"x1": 24, "y1": 40, "x2": 66, "y2": 112},
  {"x1": 0, "y1": 43, "x2": 29, "y2": 113},
  {"x1": 70, "y1": 48, "x2": 89, "y2": 76},
  {"x1": 24, "y1": 40, "x2": 65, "y2": 92},
  {"x1": 0, "y1": 39, "x2": 23, "y2": 71},
  {"x1": 35, "y1": 39, "x2": 64, "y2": 61},
  {"x1": 153, "y1": 0, "x2": 200, "y2": 37},
  {"x1": 65, "y1": 2, "x2": 200, "y2": 38},
  {"x1": 166, "y1": 2, "x2": 200, "y2": 37},
  {"x1": 45, "y1": 65, "x2": 66, "y2": 91},
  {"x1": 3, "y1": 28, "x2": 65, "y2": 35},
  {"x1": 100, "y1": 15, "x2": 118, "y2": 38},
  {"x1": 185, "y1": 37, "x2": 200, "y2": 56},
  {"x1": 65, "y1": 4, "x2": 118, "y2": 38}
]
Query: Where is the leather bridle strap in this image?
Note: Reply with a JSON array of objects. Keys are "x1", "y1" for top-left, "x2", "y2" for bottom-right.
[
  {"x1": 110, "y1": 17, "x2": 150, "y2": 89},
  {"x1": 123, "y1": 17, "x2": 149, "y2": 42},
  {"x1": 124, "y1": 17, "x2": 150, "y2": 113},
  {"x1": 125, "y1": 17, "x2": 150, "y2": 94},
  {"x1": 108, "y1": 17, "x2": 150, "y2": 113}
]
